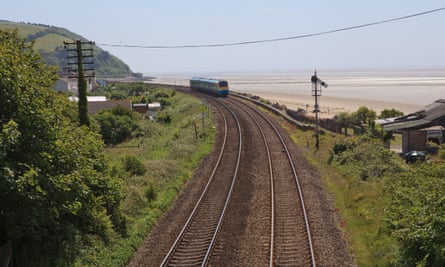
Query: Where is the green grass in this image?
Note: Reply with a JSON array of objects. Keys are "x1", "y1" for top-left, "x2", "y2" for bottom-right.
[
  {"x1": 73, "y1": 91, "x2": 215, "y2": 266},
  {"x1": 0, "y1": 21, "x2": 46, "y2": 36},
  {"x1": 34, "y1": 32, "x2": 70, "y2": 52},
  {"x1": 0, "y1": 21, "x2": 132, "y2": 77}
]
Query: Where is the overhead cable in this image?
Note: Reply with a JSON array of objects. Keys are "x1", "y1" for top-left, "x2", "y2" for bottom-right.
[{"x1": 97, "y1": 7, "x2": 445, "y2": 49}]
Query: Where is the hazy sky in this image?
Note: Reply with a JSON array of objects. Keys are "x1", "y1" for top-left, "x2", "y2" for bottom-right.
[{"x1": 2, "y1": 1, "x2": 445, "y2": 74}]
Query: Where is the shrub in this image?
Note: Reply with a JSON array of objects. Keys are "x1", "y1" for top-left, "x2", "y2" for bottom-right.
[
  {"x1": 122, "y1": 155, "x2": 146, "y2": 176},
  {"x1": 329, "y1": 135, "x2": 404, "y2": 180},
  {"x1": 145, "y1": 182, "x2": 157, "y2": 201},
  {"x1": 157, "y1": 111, "x2": 172, "y2": 123},
  {"x1": 386, "y1": 164, "x2": 445, "y2": 266},
  {"x1": 0, "y1": 29, "x2": 125, "y2": 265},
  {"x1": 94, "y1": 106, "x2": 138, "y2": 145}
]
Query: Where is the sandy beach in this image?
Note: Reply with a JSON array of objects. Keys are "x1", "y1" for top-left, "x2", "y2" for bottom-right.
[{"x1": 150, "y1": 69, "x2": 445, "y2": 118}]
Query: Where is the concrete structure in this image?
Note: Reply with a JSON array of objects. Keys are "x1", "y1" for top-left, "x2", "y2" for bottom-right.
[
  {"x1": 87, "y1": 100, "x2": 132, "y2": 115},
  {"x1": 381, "y1": 99, "x2": 445, "y2": 154},
  {"x1": 54, "y1": 77, "x2": 95, "y2": 94},
  {"x1": 68, "y1": 96, "x2": 132, "y2": 115}
]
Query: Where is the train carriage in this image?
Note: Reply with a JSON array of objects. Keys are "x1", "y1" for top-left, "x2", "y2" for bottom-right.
[{"x1": 190, "y1": 77, "x2": 229, "y2": 97}]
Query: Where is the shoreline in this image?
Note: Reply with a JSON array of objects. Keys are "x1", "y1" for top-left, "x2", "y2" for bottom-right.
[
  {"x1": 149, "y1": 69, "x2": 444, "y2": 118},
  {"x1": 236, "y1": 91, "x2": 424, "y2": 118}
]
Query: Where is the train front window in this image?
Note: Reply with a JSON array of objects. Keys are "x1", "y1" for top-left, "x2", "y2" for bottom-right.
[{"x1": 219, "y1": 81, "x2": 228, "y2": 87}]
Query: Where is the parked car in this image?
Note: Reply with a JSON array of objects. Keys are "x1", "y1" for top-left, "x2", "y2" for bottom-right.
[{"x1": 404, "y1": 150, "x2": 427, "y2": 163}]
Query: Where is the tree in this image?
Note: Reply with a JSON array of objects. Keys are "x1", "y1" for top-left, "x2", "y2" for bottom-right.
[
  {"x1": 0, "y1": 29, "x2": 124, "y2": 265},
  {"x1": 94, "y1": 106, "x2": 138, "y2": 145},
  {"x1": 355, "y1": 106, "x2": 377, "y2": 125},
  {"x1": 387, "y1": 164, "x2": 445, "y2": 266},
  {"x1": 379, "y1": 108, "x2": 404, "y2": 119},
  {"x1": 334, "y1": 111, "x2": 351, "y2": 135}
]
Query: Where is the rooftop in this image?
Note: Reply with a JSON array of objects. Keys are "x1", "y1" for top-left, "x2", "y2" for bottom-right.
[{"x1": 382, "y1": 99, "x2": 445, "y2": 131}]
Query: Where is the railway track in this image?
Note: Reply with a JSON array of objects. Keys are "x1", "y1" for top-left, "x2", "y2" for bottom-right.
[
  {"x1": 128, "y1": 88, "x2": 352, "y2": 266},
  {"x1": 160, "y1": 98, "x2": 243, "y2": 267},
  {"x1": 161, "y1": 94, "x2": 316, "y2": 266},
  {"x1": 225, "y1": 97, "x2": 316, "y2": 266}
]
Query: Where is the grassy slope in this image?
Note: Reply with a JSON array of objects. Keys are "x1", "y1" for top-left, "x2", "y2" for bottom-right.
[
  {"x1": 271, "y1": 115, "x2": 397, "y2": 266},
  {"x1": 0, "y1": 21, "x2": 45, "y2": 36},
  {"x1": 0, "y1": 21, "x2": 132, "y2": 77},
  {"x1": 34, "y1": 33, "x2": 68, "y2": 52},
  {"x1": 74, "y1": 90, "x2": 215, "y2": 266},
  {"x1": 63, "y1": 85, "x2": 403, "y2": 266}
]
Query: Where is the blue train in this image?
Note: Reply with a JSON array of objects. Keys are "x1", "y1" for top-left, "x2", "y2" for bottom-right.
[{"x1": 190, "y1": 77, "x2": 229, "y2": 97}]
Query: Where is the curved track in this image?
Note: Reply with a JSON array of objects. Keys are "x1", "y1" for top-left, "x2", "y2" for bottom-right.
[
  {"x1": 161, "y1": 95, "x2": 316, "y2": 266},
  {"x1": 128, "y1": 88, "x2": 353, "y2": 267},
  {"x1": 225, "y1": 97, "x2": 316, "y2": 266},
  {"x1": 160, "y1": 99, "x2": 242, "y2": 267}
]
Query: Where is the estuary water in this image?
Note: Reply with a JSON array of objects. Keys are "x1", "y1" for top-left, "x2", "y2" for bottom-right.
[{"x1": 150, "y1": 68, "x2": 445, "y2": 117}]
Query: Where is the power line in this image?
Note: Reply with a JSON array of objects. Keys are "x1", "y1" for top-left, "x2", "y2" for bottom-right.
[{"x1": 97, "y1": 7, "x2": 445, "y2": 49}]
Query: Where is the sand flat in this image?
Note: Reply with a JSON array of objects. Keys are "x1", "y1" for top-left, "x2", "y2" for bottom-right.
[{"x1": 150, "y1": 69, "x2": 445, "y2": 118}]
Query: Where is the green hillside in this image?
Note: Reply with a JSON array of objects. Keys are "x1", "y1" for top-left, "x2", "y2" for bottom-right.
[{"x1": 0, "y1": 20, "x2": 136, "y2": 78}]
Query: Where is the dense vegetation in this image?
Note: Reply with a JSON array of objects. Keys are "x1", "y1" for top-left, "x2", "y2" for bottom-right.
[
  {"x1": 4, "y1": 22, "x2": 444, "y2": 266},
  {"x1": 76, "y1": 84, "x2": 214, "y2": 266},
  {"x1": 0, "y1": 29, "x2": 125, "y2": 265},
  {"x1": 0, "y1": 29, "x2": 215, "y2": 266},
  {"x1": 94, "y1": 106, "x2": 140, "y2": 145},
  {"x1": 0, "y1": 20, "x2": 135, "y2": 77},
  {"x1": 280, "y1": 106, "x2": 445, "y2": 266}
]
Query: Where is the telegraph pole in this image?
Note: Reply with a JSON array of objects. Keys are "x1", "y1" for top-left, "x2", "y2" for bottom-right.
[
  {"x1": 64, "y1": 40, "x2": 95, "y2": 126},
  {"x1": 311, "y1": 70, "x2": 327, "y2": 150}
]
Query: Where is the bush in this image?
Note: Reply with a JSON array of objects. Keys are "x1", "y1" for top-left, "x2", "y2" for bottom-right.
[
  {"x1": 0, "y1": 29, "x2": 125, "y2": 265},
  {"x1": 157, "y1": 111, "x2": 172, "y2": 123},
  {"x1": 330, "y1": 135, "x2": 404, "y2": 180},
  {"x1": 145, "y1": 182, "x2": 157, "y2": 201},
  {"x1": 386, "y1": 164, "x2": 445, "y2": 266},
  {"x1": 439, "y1": 144, "x2": 445, "y2": 160},
  {"x1": 122, "y1": 155, "x2": 146, "y2": 176},
  {"x1": 94, "y1": 106, "x2": 138, "y2": 145}
]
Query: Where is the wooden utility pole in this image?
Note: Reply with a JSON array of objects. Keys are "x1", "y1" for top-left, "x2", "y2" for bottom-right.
[
  {"x1": 311, "y1": 70, "x2": 327, "y2": 150},
  {"x1": 64, "y1": 40, "x2": 95, "y2": 126}
]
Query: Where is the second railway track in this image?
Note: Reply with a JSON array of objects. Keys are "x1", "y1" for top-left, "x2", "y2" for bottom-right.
[
  {"x1": 160, "y1": 98, "x2": 243, "y2": 266},
  {"x1": 128, "y1": 88, "x2": 353, "y2": 266},
  {"x1": 210, "y1": 96, "x2": 316, "y2": 266},
  {"x1": 161, "y1": 94, "x2": 316, "y2": 266}
]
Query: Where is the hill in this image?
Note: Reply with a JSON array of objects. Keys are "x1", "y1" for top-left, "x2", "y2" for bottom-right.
[{"x1": 0, "y1": 20, "x2": 138, "y2": 78}]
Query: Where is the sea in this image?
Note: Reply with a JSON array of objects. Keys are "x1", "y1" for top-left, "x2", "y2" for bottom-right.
[{"x1": 149, "y1": 68, "x2": 445, "y2": 116}]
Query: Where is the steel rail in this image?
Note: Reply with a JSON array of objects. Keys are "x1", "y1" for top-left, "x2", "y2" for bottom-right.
[
  {"x1": 224, "y1": 98, "x2": 276, "y2": 266},
  {"x1": 201, "y1": 99, "x2": 243, "y2": 265},
  {"x1": 228, "y1": 96, "x2": 316, "y2": 267},
  {"x1": 159, "y1": 97, "x2": 242, "y2": 267}
]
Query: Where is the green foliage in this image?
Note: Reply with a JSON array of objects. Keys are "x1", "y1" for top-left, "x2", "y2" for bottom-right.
[
  {"x1": 154, "y1": 91, "x2": 170, "y2": 98},
  {"x1": 74, "y1": 91, "x2": 215, "y2": 266},
  {"x1": 145, "y1": 182, "x2": 157, "y2": 201},
  {"x1": 379, "y1": 108, "x2": 404, "y2": 119},
  {"x1": 157, "y1": 111, "x2": 172, "y2": 123},
  {"x1": 283, "y1": 121, "x2": 398, "y2": 265},
  {"x1": 355, "y1": 106, "x2": 377, "y2": 125},
  {"x1": 110, "y1": 91, "x2": 127, "y2": 100},
  {"x1": 330, "y1": 135, "x2": 404, "y2": 180},
  {"x1": 439, "y1": 144, "x2": 445, "y2": 160},
  {"x1": 78, "y1": 77, "x2": 89, "y2": 126},
  {"x1": 328, "y1": 131, "x2": 445, "y2": 265},
  {"x1": 0, "y1": 29, "x2": 125, "y2": 265},
  {"x1": 334, "y1": 111, "x2": 351, "y2": 135},
  {"x1": 111, "y1": 105, "x2": 134, "y2": 118},
  {"x1": 94, "y1": 105, "x2": 139, "y2": 145},
  {"x1": 122, "y1": 155, "x2": 147, "y2": 176},
  {"x1": 386, "y1": 164, "x2": 445, "y2": 266},
  {"x1": 0, "y1": 21, "x2": 133, "y2": 77},
  {"x1": 330, "y1": 138, "x2": 356, "y2": 158}
]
